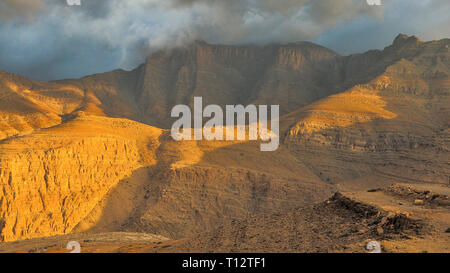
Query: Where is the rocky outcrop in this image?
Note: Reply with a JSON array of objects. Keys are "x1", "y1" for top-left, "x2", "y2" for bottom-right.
[
  {"x1": 0, "y1": 138, "x2": 139, "y2": 241},
  {"x1": 0, "y1": 116, "x2": 161, "y2": 242}
]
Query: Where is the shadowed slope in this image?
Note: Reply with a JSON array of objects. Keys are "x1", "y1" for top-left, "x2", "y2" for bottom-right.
[{"x1": 75, "y1": 132, "x2": 334, "y2": 239}]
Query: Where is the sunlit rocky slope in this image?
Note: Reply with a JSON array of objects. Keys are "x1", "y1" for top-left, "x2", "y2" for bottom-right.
[
  {"x1": 284, "y1": 34, "x2": 449, "y2": 187},
  {"x1": 0, "y1": 35, "x2": 448, "y2": 251}
]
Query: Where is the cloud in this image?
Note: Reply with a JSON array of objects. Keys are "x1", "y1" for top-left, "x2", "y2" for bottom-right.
[
  {"x1": 0, "y1": 0, "x2": 448, "y2": 81},
  {"x1": 0, "y1": 0, "x2": 46, "y2": 21},
  {"x1": 317, "y1": 0, "x2": 450, "y2": 55}
]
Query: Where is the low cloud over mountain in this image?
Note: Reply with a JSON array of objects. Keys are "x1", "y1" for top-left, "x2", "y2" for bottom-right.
[{"x1": 0, "y1": 0, "x2": 448, "y2": 80}]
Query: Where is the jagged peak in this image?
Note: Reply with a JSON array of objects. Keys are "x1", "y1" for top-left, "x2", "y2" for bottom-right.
[{"x1": 393, "y1": 33, "x2": 423, "y2": 47}]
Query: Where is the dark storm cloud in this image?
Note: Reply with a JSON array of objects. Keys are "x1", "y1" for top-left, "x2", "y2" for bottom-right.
[{"x1": 0, "y1": 0, "x2": 448, "y2": 81}]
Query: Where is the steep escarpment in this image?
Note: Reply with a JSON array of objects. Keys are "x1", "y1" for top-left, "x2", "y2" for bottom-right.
[
  {"x1": 284, "y1": 35, "x2": 450, "y2": 186},
  {"x1": 0, "y1": 115, "x2": 161, "y2": 241},
  {"x1": 0, "y1": 41, "x2": 343, "y2": 132},
  {"x1": 2, "y1": 36, "x2": 433, "y2": 135},
  {"x1": 133, "y1": 41, "x2": 341, "y2": 127}
]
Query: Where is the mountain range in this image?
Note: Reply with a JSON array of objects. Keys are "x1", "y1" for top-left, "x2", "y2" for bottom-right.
[{"x1": 0, "y1": 34, "x2": 448, "y2": 252}]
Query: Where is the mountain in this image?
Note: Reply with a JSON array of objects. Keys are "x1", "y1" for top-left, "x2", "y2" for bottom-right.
[
  {"x1": 0, "y1": 35, "x2": 448, "y2": 252},
  {"x1": 284, "y1": 34, "x2": 449, "y2": 187}
]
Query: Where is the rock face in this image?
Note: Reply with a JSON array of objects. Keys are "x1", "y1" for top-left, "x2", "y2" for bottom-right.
[
  {"x1": 1, "y1": 41, "x2": 342, "y2": 136},
  {"x1": 0, "y1": 115, "x2": 162, "y2": 241},
  {"x1": 0, "y1": 137, "x2": 139, "y2": 241},
  {"x1": 0, "y1": 34, "x2": 448, "y2": 243},
  {"x1": 134, "y1": 41, "x2": 340, "y2": 127},
  {"x1": 284, "y1": 35, "x2": 450, "y2": 185}
]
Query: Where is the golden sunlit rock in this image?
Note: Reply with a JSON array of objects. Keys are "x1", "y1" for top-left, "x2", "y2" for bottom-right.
[{"x1": 0, "y1": 35, "x2": 448, "y2": 252}]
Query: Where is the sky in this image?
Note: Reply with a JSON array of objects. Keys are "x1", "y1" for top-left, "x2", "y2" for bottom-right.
[{"x1": 0, "y1": 0, "x2": 449, "y2": 81}]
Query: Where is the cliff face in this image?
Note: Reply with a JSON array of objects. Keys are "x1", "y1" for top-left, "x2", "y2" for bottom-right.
[
  {"x1": 0, "y1": 137, "x2": 139, "y2": 241},
  {"x1": 0, "y1": 41, "x2": 343, "y2": 133},
  {"x1": 2, "y1": 37, "x2": 433, "y2": 134},
  {"x1": 0, "y1": 115, "x2": 161, "y2": 241},
  {"x1": 2, "y1": 36, "x2": 447, "y2": 135},
  {"x1": 134, "y1": 41, "x2": 341, "y2": 127},
  {"x1": 284, "y1": 36, "x2": 450, "y2": 185}
]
